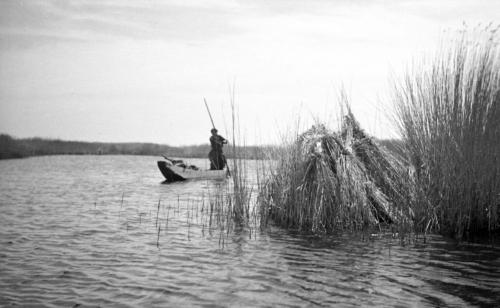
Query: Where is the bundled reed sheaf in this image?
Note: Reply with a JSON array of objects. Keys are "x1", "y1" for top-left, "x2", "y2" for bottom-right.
[
  {"x1": 393, "y1": 27, "x2": 500, "y2": 239},
  {"x1": 259, "y1": 110, "x2": 414, "y2": 233}
]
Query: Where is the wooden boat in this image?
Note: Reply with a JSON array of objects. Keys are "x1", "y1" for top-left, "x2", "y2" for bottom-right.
[{"x1": 157, "y1": 160, "x2": 229, "y2": 183}]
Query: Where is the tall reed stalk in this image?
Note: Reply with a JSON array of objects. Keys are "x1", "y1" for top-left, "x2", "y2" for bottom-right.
[
  {"x1": 228, "y1": 86, "x2": 251, "y2": 224},
  {"x1": 392, "y1": 27, "x2": 500, "y2": 239}
]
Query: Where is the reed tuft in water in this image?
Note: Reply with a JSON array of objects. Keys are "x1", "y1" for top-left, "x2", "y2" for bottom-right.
[
  {"x1": 392, "y1": 26, "x2": 500, "y2": 239},
  {"x1": 228, "y1": 87, "x2": 252, "y2": 224}
]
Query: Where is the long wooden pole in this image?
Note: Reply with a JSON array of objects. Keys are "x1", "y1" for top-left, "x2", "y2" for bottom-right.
[{"x1": 204, "y1": 98, "x2": 216, "y2": 129}]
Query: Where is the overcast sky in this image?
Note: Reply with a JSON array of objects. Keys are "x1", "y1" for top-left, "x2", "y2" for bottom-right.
[{"x1": 1, "y1": 0, "x2": 499, "y2": 145}]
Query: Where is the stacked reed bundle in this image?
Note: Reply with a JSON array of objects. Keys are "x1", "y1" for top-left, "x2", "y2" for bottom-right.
[
  {"x1": 259, "y1": 111, "x2": 413, "y2": 233},
  {"x1": 393, "y1": 27, "x2": 500, "y2": 239}
]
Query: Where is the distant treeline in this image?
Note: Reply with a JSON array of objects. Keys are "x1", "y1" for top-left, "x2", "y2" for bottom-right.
[
  {"x1": 0, "y1": 134, "x2": 275, "y2": 160},
  {"x1": 0, "y1": 133, "x2": 403, "y2": 161}
]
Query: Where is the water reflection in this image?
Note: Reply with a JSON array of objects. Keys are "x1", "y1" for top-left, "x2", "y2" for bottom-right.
[{"x1": 0, "y1": 156, "x2": 499, "y2": 307}]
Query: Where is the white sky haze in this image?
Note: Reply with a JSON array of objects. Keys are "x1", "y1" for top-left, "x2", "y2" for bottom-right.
[{"x1": 1, "y1": 0, "x2": 499, "y2": 145}]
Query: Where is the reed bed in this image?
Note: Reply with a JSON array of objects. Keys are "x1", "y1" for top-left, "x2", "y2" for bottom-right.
[
  {"x1": 392, "y1": 27, "x2": 500, "y2": 239},
  {"x1": 148, "y1": 28, "x2": 499, "y2": 241},
  {"x1": 258, "y1": 103, "x2": 414, "y2": 234}
]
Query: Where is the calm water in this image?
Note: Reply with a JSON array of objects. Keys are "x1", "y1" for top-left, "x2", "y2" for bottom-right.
[{"x1": 0, "y1": 155, "x2": 499, "y2": 307}]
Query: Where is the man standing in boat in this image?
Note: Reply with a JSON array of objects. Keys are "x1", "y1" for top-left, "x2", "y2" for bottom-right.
[{"x1": 208, "y1": 128, "x2": 227, "y2": 170}]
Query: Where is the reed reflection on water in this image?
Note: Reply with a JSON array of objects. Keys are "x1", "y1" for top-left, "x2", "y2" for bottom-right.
[{"x1": 0, "y1": 156, "x2": 499, "y2": 307}]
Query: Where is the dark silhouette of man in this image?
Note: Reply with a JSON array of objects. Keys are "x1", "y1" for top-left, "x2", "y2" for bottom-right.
[{"x1": 208, "y1": 128, "x2": 227, "y2": 170}]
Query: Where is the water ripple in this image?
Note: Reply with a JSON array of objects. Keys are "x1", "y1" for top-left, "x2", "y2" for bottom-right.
[{"x1": 1, "y1": 156, "x2": 499, "y2": 307}]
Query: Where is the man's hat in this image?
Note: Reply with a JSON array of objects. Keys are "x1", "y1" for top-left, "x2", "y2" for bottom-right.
[{"x1": 211, "y1": 128, "x2": 218, "y2": 133}]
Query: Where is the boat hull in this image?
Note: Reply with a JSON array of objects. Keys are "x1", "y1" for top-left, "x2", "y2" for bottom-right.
[{"x1": 157, "y1": 161, "x2": 228, "y2": 183}]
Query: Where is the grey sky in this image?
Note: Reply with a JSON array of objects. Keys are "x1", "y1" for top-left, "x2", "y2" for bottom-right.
[{"x1": 1, "y1": 0, "x2": 499, "y2": 145}]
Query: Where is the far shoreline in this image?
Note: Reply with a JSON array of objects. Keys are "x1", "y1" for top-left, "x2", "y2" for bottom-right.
[
  {"x1": 0, "y1": 133, "x2": 276, "y2": 160},
  {"x1": 0, "y1": 133, "x2": 403, "y2": 161}
]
